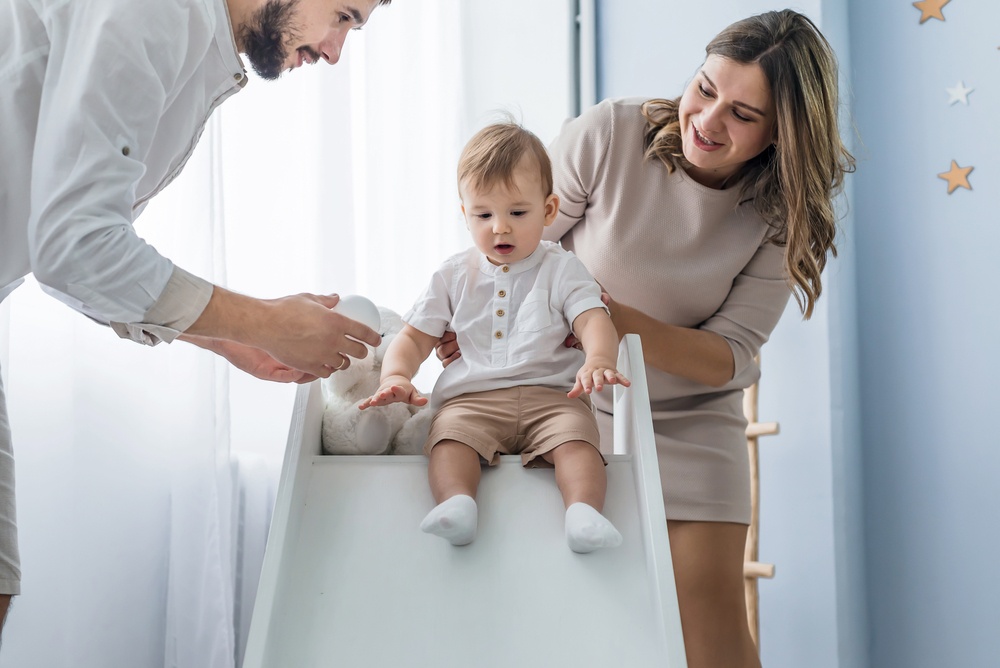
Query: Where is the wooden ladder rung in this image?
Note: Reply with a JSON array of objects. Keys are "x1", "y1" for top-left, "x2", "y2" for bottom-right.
[
  {"x1": 746, "y1": 421, "x2": 779, "y2": 438},
  {"x1": 744, "y1": 561, "x2": 776, "y2": 579}
]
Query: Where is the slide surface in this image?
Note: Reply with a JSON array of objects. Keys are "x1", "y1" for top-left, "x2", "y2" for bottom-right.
[{"x1": 244, "y1": 335, "x2": 687, "y2": 668}]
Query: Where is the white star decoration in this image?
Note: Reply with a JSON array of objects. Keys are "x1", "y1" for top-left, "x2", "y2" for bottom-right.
[{"x1": 946, "y1": 80, "x2": 974, "y2": 105}]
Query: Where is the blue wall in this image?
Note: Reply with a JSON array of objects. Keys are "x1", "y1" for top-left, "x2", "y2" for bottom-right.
[
  {"x1": 599, "y1": 0, "x2": 1000, "y2": 666},
  {"x1": 849, "y1": 2, "x2": 1000, "y2": 667}
]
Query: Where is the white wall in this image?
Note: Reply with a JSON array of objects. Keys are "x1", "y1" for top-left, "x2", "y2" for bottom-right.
[{"x1": 458, "y1": 1, "x2": 578, "y2": 146}]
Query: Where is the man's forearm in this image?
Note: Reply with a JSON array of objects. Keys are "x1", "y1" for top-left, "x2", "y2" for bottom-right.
[{"x1": 183, "y1": 285, "x2": 266, "y2": 346}]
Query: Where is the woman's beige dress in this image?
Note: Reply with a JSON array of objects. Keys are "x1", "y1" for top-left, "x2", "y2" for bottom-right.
[{"x1": 545, "y1": 98, "x2": 791, "y2": 524}]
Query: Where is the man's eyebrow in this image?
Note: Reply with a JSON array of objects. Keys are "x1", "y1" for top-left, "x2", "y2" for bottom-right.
[{"x1": 700, "y1": 70, "x2": 767, "y2": 117}]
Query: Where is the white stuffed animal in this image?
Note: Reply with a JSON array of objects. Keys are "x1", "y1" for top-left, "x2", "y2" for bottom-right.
[{"x1": 321, "y1": 306, "x2": 432, "y2": 456}]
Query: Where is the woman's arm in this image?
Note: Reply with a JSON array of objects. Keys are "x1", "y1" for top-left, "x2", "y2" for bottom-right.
[{"x1": 607, "y1": 298, "x2": 735, "y2": 388}]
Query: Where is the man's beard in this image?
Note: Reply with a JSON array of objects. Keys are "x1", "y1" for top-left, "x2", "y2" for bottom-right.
[{"x1": 239, "y1": 0, "x2": 300, "y2": 80}]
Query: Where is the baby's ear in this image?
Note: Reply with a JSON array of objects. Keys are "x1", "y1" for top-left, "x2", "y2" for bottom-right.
[{"x1": 543, "y1": 193, "x2": 559, "y2": 225}]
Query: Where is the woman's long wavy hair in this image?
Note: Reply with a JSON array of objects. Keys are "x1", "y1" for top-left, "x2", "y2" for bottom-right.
[{"x1": 641, "y1": 9, "x2": 855, "y2": 318}]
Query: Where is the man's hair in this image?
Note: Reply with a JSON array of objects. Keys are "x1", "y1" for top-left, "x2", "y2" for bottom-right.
[{"x1": 457, "y1": 122, "x2": 553, "y2": 197}]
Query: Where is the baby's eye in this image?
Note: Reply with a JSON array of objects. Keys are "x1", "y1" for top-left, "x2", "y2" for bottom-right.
[
  {"x1": 511, "y1": 210, "x2": 527, "y2": 217},
  {"x1": 475, "y1": 213, "x2": 493, "y2": 220}
]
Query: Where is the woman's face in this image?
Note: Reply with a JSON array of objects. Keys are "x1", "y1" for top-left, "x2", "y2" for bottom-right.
[{"x1": 677, "y1": 54, "x2": 777, "y2": 189}]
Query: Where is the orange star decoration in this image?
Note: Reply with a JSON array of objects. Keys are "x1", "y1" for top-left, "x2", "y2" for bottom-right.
[
  {"x1": 913, "y1": 0, "x2": 950, "y2": 23},
  {"x1": 937, "y1": 160, "x2": 974, "y2": 194}
]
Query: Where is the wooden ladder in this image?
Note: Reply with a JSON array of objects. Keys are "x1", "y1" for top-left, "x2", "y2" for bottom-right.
[{"x1": 742, "y1": 375, "x2": 778, "y2": 649}]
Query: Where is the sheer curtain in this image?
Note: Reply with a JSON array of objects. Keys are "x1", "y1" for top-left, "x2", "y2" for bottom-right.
[
  {"x1": 0, "y1": 2, "x2": 463, "y2": 667},
  {"x1": 0, "y1": 1, "x2": 578, "y2": 663},
  {"x1": 1, "y1": 119, "x2": 236, "y2": 668}
]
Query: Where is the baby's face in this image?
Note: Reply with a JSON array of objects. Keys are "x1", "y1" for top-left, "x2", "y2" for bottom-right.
[{"x1": 460, "y1": 156, "x2": 558, "y2": 267}]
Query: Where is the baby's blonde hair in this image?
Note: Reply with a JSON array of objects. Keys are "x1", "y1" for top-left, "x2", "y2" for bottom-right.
[{"x1": 457, "y1": 122, "x2": 553, "y2": 197}]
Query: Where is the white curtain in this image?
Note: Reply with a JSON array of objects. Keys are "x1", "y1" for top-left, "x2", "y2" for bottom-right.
[
  {"x1": 0, "y1": 2, "x2": 463, "y2": 667},
  {"x1": 0, "y1": 1, "x2": 583, "y2": 664},
  {"x1": 1, "y1": 116, "x2": 237, "y2": 668}
]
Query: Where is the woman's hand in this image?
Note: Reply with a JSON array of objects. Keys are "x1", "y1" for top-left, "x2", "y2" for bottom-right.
[{"x1": 435, "y1": 331, "x2": 461, "y2": 367}]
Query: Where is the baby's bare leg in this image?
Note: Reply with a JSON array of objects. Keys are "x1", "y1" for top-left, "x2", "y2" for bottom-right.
[
  {"x1": 421, "y1": 440, "x2": 482, "y2": 545},
  {"x1": 428, "y1": 440, "x2": 481, "y2": 502},
  {"x1": 543, "y1": 441, "x2": 622, "y2": 553},
  {"x1": 542, "y1": 440, "x2": 607, "y2": 509}
]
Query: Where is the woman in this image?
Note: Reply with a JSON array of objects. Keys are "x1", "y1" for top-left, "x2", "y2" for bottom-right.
[{"x1": 543, "y1": 9, "x2": 854, "y2": 668}]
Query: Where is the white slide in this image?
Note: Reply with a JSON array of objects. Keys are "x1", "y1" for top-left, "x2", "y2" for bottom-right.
[{"x1": 243, "y1": 335, "x2": 687, "y2": 667}]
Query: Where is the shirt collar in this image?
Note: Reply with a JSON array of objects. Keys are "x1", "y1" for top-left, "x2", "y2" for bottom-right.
[
  {"x1": 477, "y1": 244, "x2": 547, "y2": 277},
  {"x1": 214, "y1": 0, "x2": 248, "y2": 85}
]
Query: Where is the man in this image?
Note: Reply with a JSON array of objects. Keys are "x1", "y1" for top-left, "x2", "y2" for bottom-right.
[{"x1": 0, "y1": 0, "x2": 391, "y2": 632}]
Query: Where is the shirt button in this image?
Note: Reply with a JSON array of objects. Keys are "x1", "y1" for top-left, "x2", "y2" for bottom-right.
[
  {"x1": 494, "y1": 330, "x2": 503, "y2": 339},
  {"x1": 121, "y1": 146, "x2": 131, "y2": 156},
  {"x1": 501, "y1": 265, "x2": 510, "y2": 273},
  {"x1": 234, "y1": 72, "x2": 244, "y2": 81},
  {"x1": 498, "y1": 290, "x2": 506, "y2": 298},
  {"x1": 496, "y1": 309, "x2": 505, "y2": 317}
]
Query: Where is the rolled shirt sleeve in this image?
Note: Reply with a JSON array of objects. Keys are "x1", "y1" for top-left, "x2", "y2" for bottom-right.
[
  {"x1": 109, "y1": 267, "x2": 215, "y2": 345},
  {"x1": 39, "y1": 265, "x2": 214, "y2": 346},
  {"x1": 558, "y1": 254, "x2": 608, "y2": 329}
]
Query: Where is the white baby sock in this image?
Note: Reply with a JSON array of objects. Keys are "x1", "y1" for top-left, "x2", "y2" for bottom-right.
[
  {"x1": 420, "y1": 494, "x2": 478, "y2": 546},
  {"x1": 565, "y1": 502, "x2": 623, "y2": 554}
]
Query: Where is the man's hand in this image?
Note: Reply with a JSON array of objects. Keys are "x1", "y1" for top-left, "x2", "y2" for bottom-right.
[
  {"x1": 186, "y1": 289, "x2": 382, "y2": 379},
  {"x1": 215, "y1": 340, "x2": 319, "y2": 383},
  {"x1": 358, "y1": 376, "x2": 428, "y2": 410},
  {"x1": 252, "y1": 293, "x2": 382, "y2": 378}
]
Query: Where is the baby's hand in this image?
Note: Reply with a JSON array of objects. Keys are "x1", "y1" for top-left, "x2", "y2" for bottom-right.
[
  {"x1": 568, "y1": 359, "x2": 631, "y2": 399},
  {"x1": 358, "y1": 378, "x2": 428, "y2": 409}
]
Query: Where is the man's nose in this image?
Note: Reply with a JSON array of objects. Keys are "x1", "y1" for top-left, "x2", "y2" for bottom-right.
[{"x1": 320, "y1": 29, "x2": 349, "y2": 65}]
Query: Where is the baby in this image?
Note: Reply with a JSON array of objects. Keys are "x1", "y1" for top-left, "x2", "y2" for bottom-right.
[{"x1": 359, "y1": 122, "x2": 629, "y2": 553}]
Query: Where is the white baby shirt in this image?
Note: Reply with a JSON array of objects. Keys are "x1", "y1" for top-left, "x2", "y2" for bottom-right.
[{"x1": 404, "y1": 241, "x2": 607, "y2": 406}]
